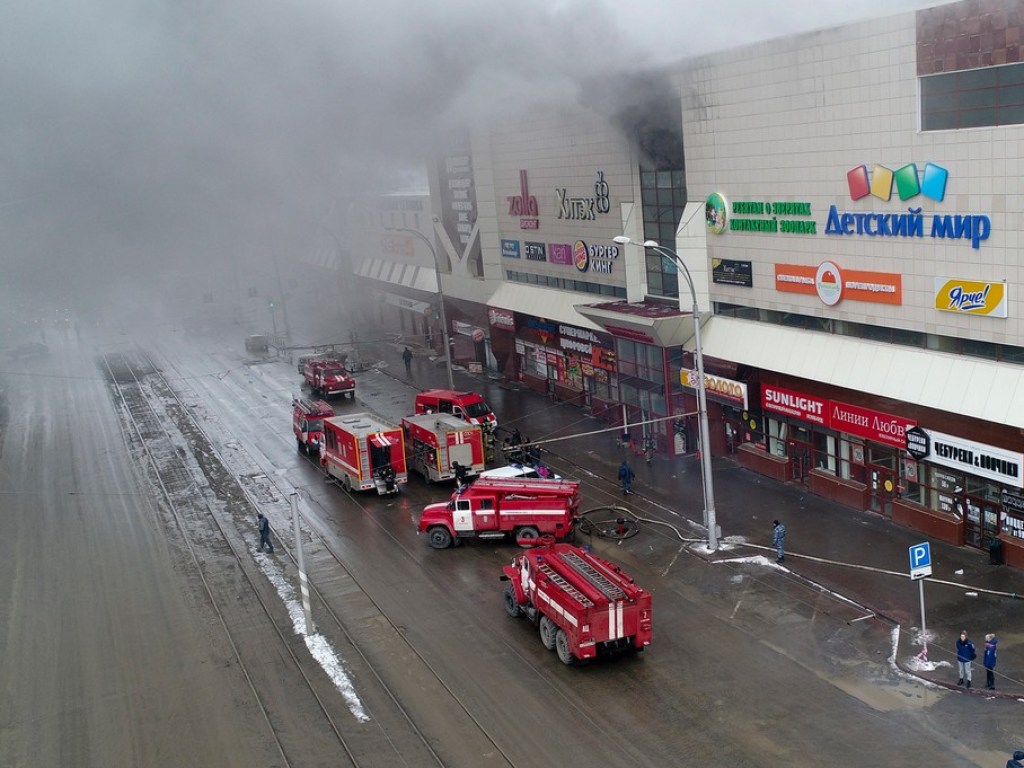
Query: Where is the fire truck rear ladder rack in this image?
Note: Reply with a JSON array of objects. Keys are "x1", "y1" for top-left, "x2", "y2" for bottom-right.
[
  {"x1": 558, "y1": 551, "x2": 626, "y2": 601},
  {"x1": 537, "y1": 563, "x2": 594, "y2": 607}
]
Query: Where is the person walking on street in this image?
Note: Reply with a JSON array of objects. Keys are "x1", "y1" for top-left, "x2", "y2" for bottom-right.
[
  {"x1": 618, "y1": 460, "x2": 635, "y2": 496},
  {"x1": 956, "y1": 629, "x2": 976, "y2": 688},
  {"x1": 402, "y1": 347, "x2": 413, "y2": 374},
  {"x1": 984, "y1": 632, "x2": 998, "y2": 690},
  {"x1": 1007, "y1": 750, "x2": 1024, "y2": 768},
  {"x1": 772, "y1": 519, "x2": 786, "y2": 563},
  {"x1": 257, "y1": 513, "x2": 274, "y2": 554}
]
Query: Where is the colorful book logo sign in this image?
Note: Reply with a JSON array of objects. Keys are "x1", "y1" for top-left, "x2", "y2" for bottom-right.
[{"x1": 847, "y1": 162, "x2": 948, "y2": 202}]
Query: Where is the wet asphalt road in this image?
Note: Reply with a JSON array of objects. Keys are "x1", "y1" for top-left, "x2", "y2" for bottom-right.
[{"x1": 0, "y1": 323, "x2": 1019, "y2": 767}]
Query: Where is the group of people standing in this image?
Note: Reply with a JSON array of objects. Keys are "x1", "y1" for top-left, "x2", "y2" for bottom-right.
[{"x1": 956, "y1": 629, "x2": 999, "y2": 690}]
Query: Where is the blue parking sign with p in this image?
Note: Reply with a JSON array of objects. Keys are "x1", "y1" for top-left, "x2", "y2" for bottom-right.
[{"x1": 909, "y1": 542, "x2": 932, "y2": 579}]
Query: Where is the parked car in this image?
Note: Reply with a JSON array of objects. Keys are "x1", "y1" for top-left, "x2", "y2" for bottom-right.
[
  {"x1": 478, "y1": 462, "x2": 561, "y2": 481},
  {"x1": 245, "y1": 335, "x2": 270, "y2": 354}
]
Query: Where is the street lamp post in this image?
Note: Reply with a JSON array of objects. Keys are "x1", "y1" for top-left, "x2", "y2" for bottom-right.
[
  {"x1": 613, "y1": 236, "x2": 719, "y2": 552},
  {"x1": 387, "y1": 218, "x2": 454, "y2": 389}
]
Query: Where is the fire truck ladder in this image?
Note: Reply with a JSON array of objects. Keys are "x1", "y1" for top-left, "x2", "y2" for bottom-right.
[
  {"x1": 536, "y1": 563, "x2": 593, "y2": 607},
  {"x1": 559, "y1": 551, "x2": 626, "y2": 601}
]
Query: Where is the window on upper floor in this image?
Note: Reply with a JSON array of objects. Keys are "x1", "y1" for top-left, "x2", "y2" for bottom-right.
[{"x1": 921, "y1": 62, "x2": 1024, "y2": 130}]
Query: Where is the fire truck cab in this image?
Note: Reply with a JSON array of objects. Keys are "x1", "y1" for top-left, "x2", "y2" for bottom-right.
[
  {"x1": 401, "y1": 413, "x2": 485, "y2": 484},
  {"x1": 303, "y1": 358, "x2": 356, "y2": 399},
  {"x1": 418, "y1": 477, "x2": 579, "y2": 549},
  {"x1": 321, "y1": 413, "x2": 407, "y2": 494},
  {"x1": 292, "y1": 397, "x2": 334, "y2": 457},
  {"x1": 502, "y1": 539, "x2": 653, "y2": 665},
  {"x1": 414, "y1": 389, "x2": 497, "y2": 432}
]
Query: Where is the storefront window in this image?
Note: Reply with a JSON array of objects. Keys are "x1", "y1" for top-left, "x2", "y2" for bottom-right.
[
  {"x1": 647, "y1": 345, "x2": 664, "y2": 375},
  {"x1": 812, "y1": 432, "x2": 837, "y2": 474},
  {"x1": 615, "y1": 339, "x2": 666, "y2": 384},
  {"x1": 591, "y1": 370, "x2": 617, "y2": 402},
  {"x1": 621, "y1": 382, "x2": 641, "y2": 407},
  {"x1": 617, "y1": 341, "x2": 638, "y2": 378},
  {"x1": 564, "y1": 357, "x2": 583, "y2": 390},
  {"x1": 903, "y1": 456, "x2": 924, "y2": 504},
  {"x1": 928, "y1": 467, "x2": 964, "y2": 517},
  {"x1": 648, "y1": 390, "x2": 666, "y2": 417},
  {"x1": 767, "y1": 418, "x2": 787, "y2": 457}
]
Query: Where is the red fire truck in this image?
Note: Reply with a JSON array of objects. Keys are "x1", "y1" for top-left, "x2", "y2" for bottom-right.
[
  {"x1": 418, "y1": 477, "x2": 579, "y2": 549},
  {"x1": 501, "y1": 538, "x2": 653, "y2": 665},
  {"x1": 321, "y1": 413, "x2": 407, "y2": 494},
  {"x1": 401, "y1": 413, "x2": 485, "y2": 484},
  {"x1": 292, "y1": 397, "x2": 334, "y2": 457},
  {"x1": 414, "y1": 389, "x2": 497, "y2": 432},
  {"x1": 303, "y1": 358, "x2": 356, "y2": 399}
]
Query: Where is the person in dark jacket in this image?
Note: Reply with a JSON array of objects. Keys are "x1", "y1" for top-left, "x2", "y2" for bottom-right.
[
  {"x1": 618, "y1": 460, "x2": 635, "y2": 495},
  {"x1": 402, "y1": 347, "x2": 413, "y2": 374},
  {"x1": 772, "y1": 520, "x2": 787, "y2": 563},
  {"x1": 984, "y1": 633, "x2": 998, "y2": 690},
  {"x1": 956, "y1": 630, "x2": 976, "y2": 688},
  {"x1": 1007, "y1": 749, "x2": 1024, "y2": 768},
  {"x1": 452, "y1": 461, "x2": 469, "y2": 490},
  {"x1": 257, "y1": 513, "x2": 274, "y2": 554}
]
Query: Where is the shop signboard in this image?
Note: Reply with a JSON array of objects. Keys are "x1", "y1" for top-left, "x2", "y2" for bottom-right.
[
  {"x1": 916, "y1": 428, "x2": 1024, "y2": 489},
  {"x1": 488, "y1": 307, "x2": 515, "y2": 330},
  {"x1": 524, "y1": 242, "x2": 546, "y2": 261},
  {"x1": 761, "y1": 385, "x2": 826, "y2": 425},
  {"x1": 775, "y1": 262, "x2": 903, "y2": 306},
  {"x1": 829, "y1": 399, "x2": 914, "y2": 450},
  {"x1": 712, "y1": 259, "x2": 753, "y2": 287},
  {"x1": 906, "y1": 426, "x2": 930, "y2": 460},
  {"x1": 680, "y1": 370, "x2": 749, "y2": 410},
  {"x1": 548, "y1": 243, "x2": 574, "y2": 265},
  {"x1": 436, "y1": 133, "x2": 478, "y2": 249},
  {"x1": 934, "y1": 277, "x2": 1008, "y2": 317},
  {"x1": 761, "y1": 386, "x2": 914, "y2": 446}
]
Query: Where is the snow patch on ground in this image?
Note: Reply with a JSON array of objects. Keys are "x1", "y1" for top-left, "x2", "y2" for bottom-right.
[
  {"x1": 711, "y1": 553, "x2": 777, "y2": 567},
  {"x1": 255, "y1": 548, "x2": 369, "y2": 722},
  {"x1": 888, "y1": 625, "x2": 952, "y2": 687}
]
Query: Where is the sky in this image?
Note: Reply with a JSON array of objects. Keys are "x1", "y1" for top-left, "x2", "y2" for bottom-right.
[{"x1": 0, "y1": 0, "x2": 950, "y2": 331}]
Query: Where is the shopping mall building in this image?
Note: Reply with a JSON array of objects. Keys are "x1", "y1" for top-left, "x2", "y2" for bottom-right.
[{"x1": 346, "y1": 0, "x2": 1024, "y2": 565}]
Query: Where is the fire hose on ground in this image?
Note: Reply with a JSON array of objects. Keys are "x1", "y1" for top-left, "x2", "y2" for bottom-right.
[{"x1": 575, "y1": 506, "x2": 642, "y2": 541}]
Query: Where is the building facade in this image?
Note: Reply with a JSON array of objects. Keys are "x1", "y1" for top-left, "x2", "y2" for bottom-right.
[
  {"x1": 681, "y1": 0, "x2": 1024, "y2": 562},
  {"x1": 347, "y1": 0, "x2": 1024, "y2": 565}
]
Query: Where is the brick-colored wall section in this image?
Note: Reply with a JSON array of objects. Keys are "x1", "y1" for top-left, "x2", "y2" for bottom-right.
[
  {"x1": 998, "y1": 534, "x2": 1024, "y2": 567},
  {"x1": 808, "y1": 469, "x2": 870, "y2": 510},
  {"x1": 893, "y1": 499, "x2": 965, "y2": 545},
  {"x1": 736, "y1": 443, "x2": 789, "y2": 483},
  {"x1": 917, "y1": 0, "x2": 1024, "y2": 74}
]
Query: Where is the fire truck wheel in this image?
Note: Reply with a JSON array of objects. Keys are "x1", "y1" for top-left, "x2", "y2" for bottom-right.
[
  {"x1": 297, "y1": 438, "x2": 306, "y2": 455},
  {"x1": 539, "y1": 616, "x2": 557, "y2": 650},
  {"x1": 502, "y1": 584, "x2": 521, "y2": 617},
  {"x1": 555, "y1": 629, "x2": 576, "y2": 666},
  {"x1": 516, "y1": 526, "x2": 540, "y2": 547},
  {"x1": 428, "y1": 526, "x2": 453, "y2": 549},
  {"x1": 341, "y1": 475, "x2": 351, "y2": 492}
]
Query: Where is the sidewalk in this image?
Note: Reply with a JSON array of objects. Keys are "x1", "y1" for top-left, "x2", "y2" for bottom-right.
[{"x1": 374, "y1": 339, "x2": 1024, "y2": 699}]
